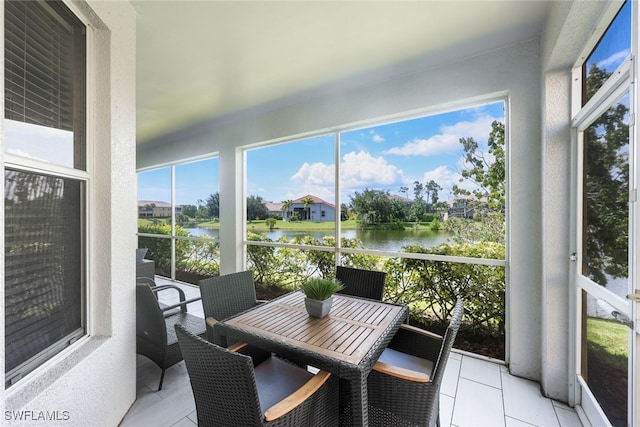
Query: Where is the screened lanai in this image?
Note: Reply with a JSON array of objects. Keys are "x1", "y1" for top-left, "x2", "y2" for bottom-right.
[{"x1": 2, "y1": 1, "x2": 638, "y2": 426}]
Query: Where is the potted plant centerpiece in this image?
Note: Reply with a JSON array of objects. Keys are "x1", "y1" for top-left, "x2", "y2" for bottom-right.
[{"x1": 299, "y1": 278, "x2": 344, "y2": 318}]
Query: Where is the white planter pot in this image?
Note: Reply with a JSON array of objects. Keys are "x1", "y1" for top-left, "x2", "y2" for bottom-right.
[{"x1": 304, "y1": 296, "x2": 333, "y2": 318}]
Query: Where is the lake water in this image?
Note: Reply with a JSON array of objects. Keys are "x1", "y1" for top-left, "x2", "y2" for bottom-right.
[{"x1": 184, "y1": 227, "x2": 451, "y2": 252}]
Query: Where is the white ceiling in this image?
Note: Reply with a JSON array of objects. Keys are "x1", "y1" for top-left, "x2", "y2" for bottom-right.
[{"x1": 133, "y1": 1, "x2": 553, "y2": 145}]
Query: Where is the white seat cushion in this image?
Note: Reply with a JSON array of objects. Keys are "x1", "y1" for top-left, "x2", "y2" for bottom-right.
[{"x1": 377, "y1": 348, "x2": 434, "y2": 377}]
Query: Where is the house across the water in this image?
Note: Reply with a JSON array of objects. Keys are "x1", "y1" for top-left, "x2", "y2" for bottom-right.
[{"x1": 272, "y1": 195, "x2": 336, "y2": 222}]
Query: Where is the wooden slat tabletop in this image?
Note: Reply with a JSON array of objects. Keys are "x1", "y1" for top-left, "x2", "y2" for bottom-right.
[{"x1": 224, "y1": 291, "x2": 405, "y2": 365}]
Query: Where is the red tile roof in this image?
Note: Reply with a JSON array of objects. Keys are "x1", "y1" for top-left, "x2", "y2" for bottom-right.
[{"x1": 291, "y1": 194, "x2": 335, "y2": 209}]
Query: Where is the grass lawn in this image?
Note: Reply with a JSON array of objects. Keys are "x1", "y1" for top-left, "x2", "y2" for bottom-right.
[
  {"x1": 138, "y1": 218, "x2": 169, "y2": 226},
  {"x1": 587, "y1": 317, "x2": 628, "y2": 370}
]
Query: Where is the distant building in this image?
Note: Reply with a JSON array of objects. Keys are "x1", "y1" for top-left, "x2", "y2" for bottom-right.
[
  {"x1": 262, "y1": 201, "x2": 284, "y2": 217},
  {"x1": 446, "y1": 196, "x2": 487, "y2": 219},
  {"x1": 389, "y1": 194, "x2": 412, "y2": 206},
  {"x1": 138, "y1": 200, "x2": 182, "y2": 218},
  {"x1": 279, "y1": 195, "x2": 336, "y2": 222}
]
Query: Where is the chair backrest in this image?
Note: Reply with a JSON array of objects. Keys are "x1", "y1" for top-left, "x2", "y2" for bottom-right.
[
  {"x1": 336, "y1": 266, "x2": 386, "y2": 300},
  {"x1": 175, "y1": 324, "x2": 264, "y2": 427},
  {"x1": 198, "y1": 271, "x2": 258, "y2": 321},
  {"x1": 430, "y1": 298, "x2": 464, "y2": 387},
  {"x1": 136, "y1": 283, "x2": 167, "y2": 347}
]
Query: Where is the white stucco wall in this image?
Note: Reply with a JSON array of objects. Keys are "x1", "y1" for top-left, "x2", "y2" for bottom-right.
[
  {"x1": 139, "y1": 39, "x2": 544, "y2": 384},
  {"x1": 539, "y1": 0, "x2": 610, "y2": 404},
  {"x1": 1, "y1": 1, "x2": 137, "y2": 425}
]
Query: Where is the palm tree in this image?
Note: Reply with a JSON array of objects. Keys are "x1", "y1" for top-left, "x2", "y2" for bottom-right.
[
  {"x1": 399, "y1": 186, "x2": 409, "y2": 200},
  {"x1": 281, "y1": 199, "x2": 292, "y2": 221},
  {"x1": 301, "y1": 196, "x2": 315, "y2": 221}
]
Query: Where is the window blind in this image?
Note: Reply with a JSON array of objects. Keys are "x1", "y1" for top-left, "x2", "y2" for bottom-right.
[
  {"x1": 4, "y1": 0, "x2": 87, "y2": 388},
  {"x1": 4, "y1": 0, "x2": 86, "y2": 170}
]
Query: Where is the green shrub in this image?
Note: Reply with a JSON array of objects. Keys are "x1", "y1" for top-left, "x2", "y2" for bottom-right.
[
  {"x1": 138, "y1": 223, "x2": 188, "y2": 272},
  {"x1": 390, "y1": 242, "x2": 505, "y2": 334},
  {"x1": 138, "y1": 222, "x2": 219, "y2": 280},
  {"x1": 246, "y1": 231, "x2": 278, "y2": 285}
]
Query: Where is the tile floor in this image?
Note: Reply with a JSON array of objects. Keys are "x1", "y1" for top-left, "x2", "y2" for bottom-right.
[{"x1": 123, "y1": 279, "x2": 584, "y2": 427}]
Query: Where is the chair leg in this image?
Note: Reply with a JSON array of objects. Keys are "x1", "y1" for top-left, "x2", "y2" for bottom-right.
[{"x1": 158, "y1": 368, "x2": 166, "y2": 391}]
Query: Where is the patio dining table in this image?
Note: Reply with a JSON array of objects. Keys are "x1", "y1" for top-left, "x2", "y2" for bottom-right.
[{"x1": 214, "y1": 290, "x2": 408, "y2": 427}]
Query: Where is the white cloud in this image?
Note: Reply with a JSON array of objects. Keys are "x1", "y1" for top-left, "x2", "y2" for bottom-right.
[
  {"x1": 440, "y1": 114, "x2": 495, "y2": 141},
  {"x1": 290, "y1": 161, "x2": 335, "y2": 200},
  {"x1": 292, "y1": 161, "x2": 334, "y2": 185},
  {"x1": 418, "y1": 162, "x2": 487, "y2": 201},
  {"x1": 369, "y1": 129, "x2": 385, "y2": 142},
  {"x1": 596, "y1": 49, "x2": 629, "y2": 71},
  {"x1": 341, "y1": 151, "x2": 404, "y2": 188},
  {"x1": 419, "y1": 165, "x2": 458, "y2": 200},
  {"x1": 290, "y1": 151, "x2": 405, "y2": 199},
  {"x1": 444, "y1": 154, "x2": 490, "y2": 195},
  {"x1": 423, "y1": 165, "x2": 455, "y2": 187},
  {"x1": 384, "y1": 114, "x2": 496, "y2": 157},
  {"x1": 384, "y1": 133, "x2": 460, "y2": 156}
]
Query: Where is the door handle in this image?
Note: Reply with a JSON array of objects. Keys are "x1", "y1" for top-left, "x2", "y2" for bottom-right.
[{"x1": 627, "y1": 290, "x2": 640, "y2": 302}]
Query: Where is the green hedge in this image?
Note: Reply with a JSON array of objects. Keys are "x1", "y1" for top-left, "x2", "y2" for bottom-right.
[
  {"x1": 142, "y1": 225, "x2": 505, "y2": 338},
  {"x1": 245, "y1": 231, "x2": 505, "y2": 336},
  {"x1": 138, "y1": 223, "x2": 219, "y2": 279}
]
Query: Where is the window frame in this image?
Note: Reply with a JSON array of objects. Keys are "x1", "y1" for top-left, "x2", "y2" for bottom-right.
[
  {"x1": 3, "y1": 0, "x2": 90, "y2": 388},
  {"x1": 242, "y1": 96, "x2": 509, "y2": 270},
  {"x1": 136, "y1": 155, "x2": 221, "y2": 281},
  {"x1": 568, "y1": 1, "x2": 635, "y2": 423}
]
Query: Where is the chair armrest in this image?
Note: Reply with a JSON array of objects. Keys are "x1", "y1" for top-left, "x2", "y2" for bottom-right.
[
  {"x1": 400, "y1": 323, "x2": 443, "y2": 340},
  {"x1": 160, "y1": 296, "x2": 202, "y2": 313},
  {"x1": 228, "y1": 342, "x2": 247, "y2": 352},
  {"x1": 388, "y1": 324, "x2": 443, "y2": 362},
  {"x1": 151, "y1": 285, "x2": 185, "y2": 300},
  {"x1": 264, "y1": 371, "x2": 332, "y2": 421},
  {"x1": 152, "y1": 284, "x2": 201, "y2": 312},
  {"x1": 152, "y1": 284, "x2": 186, "y2": 302},
  {"x1": 206, "y1": 317, "x2": 218, "y2": 329},
  {"x1": 373, "y1": 361, "x2": 431, "y2": 383}
]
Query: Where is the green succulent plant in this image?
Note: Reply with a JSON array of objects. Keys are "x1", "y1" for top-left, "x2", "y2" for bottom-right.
[{"x1": 299, "y1": 278, "x2": 344, "y2": 301}]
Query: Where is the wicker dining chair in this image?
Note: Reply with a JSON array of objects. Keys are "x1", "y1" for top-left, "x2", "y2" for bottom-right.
[
  {"x1": 175, "y1": 324, "x2": 339, "y2": 427},
  {"x1": 336, "y1": 265, "x2": 387, "y2": 301},
  {"x1": 366, "y1": 298, "x2": 464, "y2": 427},
  {"x1": 136, "y1": 276, "x2": 180, "y2": 316},
  {"x1": 136, "y1": 283, "x2": 206, "y2": 390},
  {"x1": 198, "y1": 270, "x2": 263, "y2": 344}
]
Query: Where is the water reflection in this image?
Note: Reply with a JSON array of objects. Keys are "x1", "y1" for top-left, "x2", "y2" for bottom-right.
[{"x1": 186, "y1": 226, "x2": 451, "y2": 252}]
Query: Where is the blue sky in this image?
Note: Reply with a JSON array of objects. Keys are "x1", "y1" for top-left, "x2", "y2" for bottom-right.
[
  {"x1": 139, "y1": 101, "x2": 505, "y2": 206},
  {"x1": 586, "y1": 0, "x2": 630, "y2": 73},
  {"x1": 246, "y1": 101, "x2": 505, "y2": 205}
]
